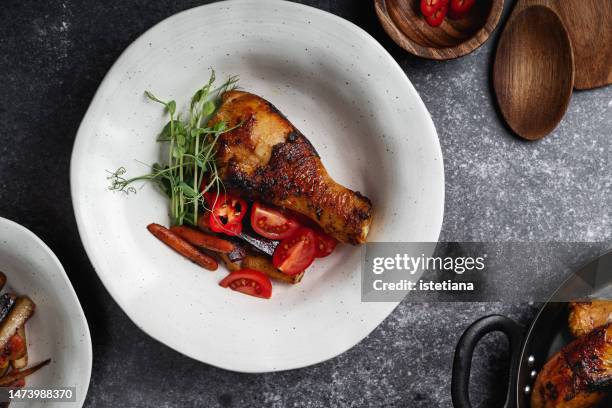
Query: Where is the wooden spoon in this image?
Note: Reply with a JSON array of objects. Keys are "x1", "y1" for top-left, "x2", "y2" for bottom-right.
[
  {"x1": 501, "y1": 0, "x2": 612, "y2": 90},
  {"x1": 493, "y1": 6, "x2": 574, "y2": 141},
  {"x1": 555, "y1": 0, "x2": 612, "y2": 89}
]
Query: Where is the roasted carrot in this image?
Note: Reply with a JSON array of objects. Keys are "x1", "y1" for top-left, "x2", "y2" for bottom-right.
[
  {"x1": 147, "y1": 223, "x2": 218, "y2": 271},
  {"x1": 170, "y1": 226, "x2": 235, "y2": 254},
  {"x1": 0, "y1": 359, "x2": 50, "y2": 386}
]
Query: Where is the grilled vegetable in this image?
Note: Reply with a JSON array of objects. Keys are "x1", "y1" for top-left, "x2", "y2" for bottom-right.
[
  {"x1": 218, "y1": 253, "x2": 241, "y2": 272},
  {"x1": 0, "y1": 297, "x2": 34, "y2": 351},
  {"x1": 147, "y1": 223, "x2": 218, "y2": 271},
  {"x1": 170, "y1": 226, "x2": 235, "y2": 254},
  {"x1": 531, "y1": 323, "x2": 612, "y2": 408},
  {"x1": 242, "y1": 253, "x2": 304, "y2": 284},
  {"x1": 238, "y1": 230, "x2": 278, "y2": 257},
  {"x1": 10, "y1": 326, "x2": 27, "y2": 370},
  {"x1": 0, "y1": 294, "x2": 16, "y2": 324}
]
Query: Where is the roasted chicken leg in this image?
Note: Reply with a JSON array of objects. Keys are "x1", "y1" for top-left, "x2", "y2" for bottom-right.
[
  {"x1": 209, "y1": 90, "x2": 372, "y2": 244},
  {"x1": 531, "y1": 323, "x2": 612, "y2": 408}
]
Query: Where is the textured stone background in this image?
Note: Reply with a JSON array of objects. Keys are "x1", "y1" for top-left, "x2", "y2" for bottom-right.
[{"x1": 0, "y1": 0, "x2": 610, "y2": 407}]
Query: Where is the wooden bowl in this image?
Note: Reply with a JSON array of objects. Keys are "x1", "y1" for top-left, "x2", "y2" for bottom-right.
[{"x1": 375, "y1": 0, "x2": 505, "y2": 60}]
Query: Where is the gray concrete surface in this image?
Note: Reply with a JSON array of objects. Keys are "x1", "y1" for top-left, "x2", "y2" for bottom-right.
[{"x1": 0, "y1": 0, "x2": 610, "y2": 406}]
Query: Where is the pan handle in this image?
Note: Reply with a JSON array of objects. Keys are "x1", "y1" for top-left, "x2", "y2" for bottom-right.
[{"x1": 451, "y1": 315, "x2": 524, "y2": 408}]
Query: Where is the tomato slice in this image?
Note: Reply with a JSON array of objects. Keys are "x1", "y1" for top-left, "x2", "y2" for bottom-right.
[
  {"x1": 450, "y1": 0, "x2": 475, "y2": 14},
  {"x1": 219, "y1": 269, "x2": 272, "y2": 299},
  {"x1": 250, "y1": 202, "x2": 300, "y2": 240},
  {"x1": 425, "y1": 4, "x2": 448, "y2": 26},
  {"x1": 272, "y1": 228, "x2": 316, "y2": 275},
  {"x1": 313, "y1": 229, "x2": 338, "y2": 258},
  {"x1": 420, "y1": 0, "x2": 449, "y2": 17},
  {"x1": 208, "y1": 193, "x2": 247, "y2": 236}
]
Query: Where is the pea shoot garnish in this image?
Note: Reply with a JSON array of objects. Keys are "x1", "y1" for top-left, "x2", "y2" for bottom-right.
[{"x1": 107, "y1": 70, "x2": 239, "y2": 226}]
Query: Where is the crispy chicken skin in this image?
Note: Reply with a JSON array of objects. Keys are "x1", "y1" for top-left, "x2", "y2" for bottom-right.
[
  {"x1": 569, "y1": 301, "x2": 612, "y2": 338},
  {"x1": 208, "y1": 90, "x2": 372, "y2": 244},
  {"x1": 531, "y1": 324, "x2": 612, "y2": 408}
]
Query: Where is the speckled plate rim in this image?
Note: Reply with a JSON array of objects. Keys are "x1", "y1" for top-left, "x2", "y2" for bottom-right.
[
  {"x1": 0, "y1": 217, "x2": 92, "y2": 406},
  {"x1": 70, "y1": 0, "x2": 444, "y2": 373}
]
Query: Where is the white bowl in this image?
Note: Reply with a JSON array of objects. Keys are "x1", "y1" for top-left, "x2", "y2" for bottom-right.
[
  {"x1": 0, "y1": 217, "x2": 92, "y2": 406},
  {"x1": 70, "y1": 0, "x2": 444, "y2": 372}
]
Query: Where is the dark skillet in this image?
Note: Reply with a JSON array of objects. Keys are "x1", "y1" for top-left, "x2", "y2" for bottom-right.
[{"x1": 451, "y1": 249, "x2": 612, "y2": 408}]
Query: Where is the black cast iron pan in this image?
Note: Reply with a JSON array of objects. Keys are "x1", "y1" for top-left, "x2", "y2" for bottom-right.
[{"x1": 451, "y1": 249, "x2": 612, "y2": 408}]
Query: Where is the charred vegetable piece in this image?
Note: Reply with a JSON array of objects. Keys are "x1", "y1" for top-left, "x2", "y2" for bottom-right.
[
  {"x1": 11, "y1": 326, "x2": 27, "y2": 370},
  {"x1": 0, "y1": 358, "x2": 51, "y2": 386},
  {"x1": 0, "y1": 333, "x2": 26, "y2": 363},
  {"x1": 238, "y1": 231, "x2": 278, "y2": 257},
  {"x1": 0, "y1": 297, "x2": 34, "y2": 351},
  {"x1": 242, "y1": 253, "x2": 304, "y2": 284},
  {"x1": 147, "y1": 223, "x2": 218, "y2": 271},
  {"x1": 0, "y1": 295, "x2": 16, "y2": 324},
  {"x1": 218, "y1": 253, "x2": 241, "y2": 272}
]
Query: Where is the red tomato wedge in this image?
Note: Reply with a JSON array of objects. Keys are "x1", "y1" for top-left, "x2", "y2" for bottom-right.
[
  {"x1": 425, "y1": 4, "x2": 448, "y2": 26},
  {"x1": 420, "y1": 0, "x2": 449, "y2": 17},
  {"x1": 313, "y1": 229, "x2": 338, "y2": 258},
  {"x1": 208, "y1": 193, "x2": 247, "y2": 236},
  {"x1": 219, "y1": 269, "x2": 272, "y2": 299},
  {"x1": 250, "y1": 202, "x2": 300, "y2": 240},
  {"x1": 272, "y1": 228, "x2": 316, "y2": 275}
]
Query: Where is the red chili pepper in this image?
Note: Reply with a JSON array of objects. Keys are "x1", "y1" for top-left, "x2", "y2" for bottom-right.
[
  {"x1": 425, "y1": 4, "x2": 448, "y2": 26},
  {"x1": 420, "y1": 0, "x2": 449, "y2": 17},
  {"x1": 449, "y1": 0, "x2": 475, "y2": 18},
  {"x1": 208, "y1": 193, "x2": 247, "y2": 236}
]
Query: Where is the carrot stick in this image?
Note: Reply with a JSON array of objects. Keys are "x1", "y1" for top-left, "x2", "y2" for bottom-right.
[
  {"x1": 147, "y1": 224, "x2": 218, "y2": 271},
  {"x1": 0, "y1": 358, "x2": 50, "y2": 386},
  {"x1": 170, "y1": 226, "x2": 235, "y2": 254}
]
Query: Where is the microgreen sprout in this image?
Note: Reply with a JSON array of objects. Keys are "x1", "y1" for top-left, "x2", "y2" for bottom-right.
[{"x1": 108, "y1": 69, "x2": 240, "y2": 226}]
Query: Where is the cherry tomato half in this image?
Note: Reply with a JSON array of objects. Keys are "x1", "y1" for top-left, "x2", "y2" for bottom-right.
[
  {"x1": 219, "y1": 269, "x2": 272, "y2": 299},
  {"x1": 208, "y1": 193, "x2": 247, "y2": 236},
  {"x1": 449, "y1": 0, "x2": 475, "y2": 15},
  {"x1": 313, "y1": 229, "x2": 338, "y2": 258},
  {"x1": 272, "y1": 228, "x2": 316, "y2": 275},
  {"x1": 425, "y1": 4, "x2": 448, "y2": 26},
  {"x1": 420, "y1": 0, "x2": 449, "y2": 17},
  {"x1": 250, "y1": 202, "x2": 300, "y2": 240}
]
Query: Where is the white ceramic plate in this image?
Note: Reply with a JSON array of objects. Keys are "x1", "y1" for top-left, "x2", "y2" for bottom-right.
[
  {"x1": 0, "y1": 217, "x2": 92, "y2": 406},
  {"x1": 71, "y1": 0, "x2": 444, "y2": 372}
]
